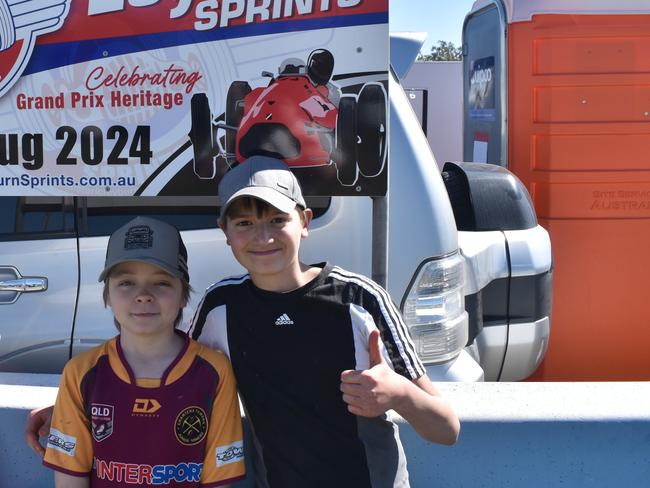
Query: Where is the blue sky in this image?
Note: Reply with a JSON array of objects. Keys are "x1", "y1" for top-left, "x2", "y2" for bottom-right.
[{"x1": 390, "y1": 0, "x2": 476, "y2": 55}]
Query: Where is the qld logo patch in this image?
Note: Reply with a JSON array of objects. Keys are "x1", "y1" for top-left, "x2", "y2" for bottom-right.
[
  {"x1": 0, "y1": 0, "x2": 72, "y2": 98},
  {"x1": 175, "y1": 406, "x2": 207, "y2": 446},
  {"x1": 91, "y1": 403, "x2": 114, "y2": 442}
]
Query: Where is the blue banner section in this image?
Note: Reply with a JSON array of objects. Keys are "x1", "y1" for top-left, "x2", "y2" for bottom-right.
[{"x1": 24, "y1": 12, "x2": 387, "y2": 76}]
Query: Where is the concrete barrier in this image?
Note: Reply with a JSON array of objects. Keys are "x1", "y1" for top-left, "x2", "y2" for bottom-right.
[{"x1": 2, "y1": 374, "x2": 649, "y2": 487}]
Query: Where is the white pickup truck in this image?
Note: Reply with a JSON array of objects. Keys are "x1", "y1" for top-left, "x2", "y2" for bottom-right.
[{"x1": 0, "y1": 33, "x2": 552, "y2": 383}]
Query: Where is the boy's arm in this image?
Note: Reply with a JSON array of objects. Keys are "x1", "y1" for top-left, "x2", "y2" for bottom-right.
[
  {"x1": 54, "y1": 471, "x2": 89, "y2": 488},
  {"x1": 340, "y1": 330, "x2": 460, "y2": 445},
  {"x1": 43, "y1": 362, "x2": 94, "y2": 476},
  {"x1": 25, "y1": 405, "x2": 54, "y2": 456}
]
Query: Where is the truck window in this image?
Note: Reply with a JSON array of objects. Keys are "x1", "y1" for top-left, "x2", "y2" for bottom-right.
[
  {"x1": 0, "y1": 197, "x2": 74, "y2": 240},
  {"x1": 80, "y1": 196, "x2": 219, "y2": 237}
]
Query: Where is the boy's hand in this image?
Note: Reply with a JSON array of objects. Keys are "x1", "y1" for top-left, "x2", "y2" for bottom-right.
[
  {"x1": 340, "y1": 329, "x2": 409, "y2": 417},
  {"x1": 24, "y1": 405, "x2": 54, "y2": 456}
]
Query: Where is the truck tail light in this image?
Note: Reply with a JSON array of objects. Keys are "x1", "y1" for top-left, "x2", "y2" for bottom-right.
[{"x1": 402, "y1": 253, "x2": 468, "y2": 364}]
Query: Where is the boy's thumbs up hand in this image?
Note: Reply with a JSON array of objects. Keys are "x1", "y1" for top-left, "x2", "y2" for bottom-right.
[
  {"x1": 340, "y1": 329, "x2": 409, "y2": 417},
  {"x1": 368, "y1": 328, "x2": 384, "y2": 368}
]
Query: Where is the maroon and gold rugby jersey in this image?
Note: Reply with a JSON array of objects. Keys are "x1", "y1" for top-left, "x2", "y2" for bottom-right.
[{"x1": 43, "y1": 333, "x2": 245, "y2": 487}]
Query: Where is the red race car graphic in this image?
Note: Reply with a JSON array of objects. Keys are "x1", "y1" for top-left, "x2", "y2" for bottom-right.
[{"x1": 189, "y1": 49, "x2": 387, "y2": 186}]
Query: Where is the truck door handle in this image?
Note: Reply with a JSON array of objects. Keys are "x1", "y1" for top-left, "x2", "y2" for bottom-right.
[{"x1": 0, "y1": 278, "x2": 48, "y2": 292}]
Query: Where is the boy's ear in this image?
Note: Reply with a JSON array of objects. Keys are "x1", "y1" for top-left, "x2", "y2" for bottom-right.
[{"x1": 301, "y1": 208, "x2": 313, "y2": 238}]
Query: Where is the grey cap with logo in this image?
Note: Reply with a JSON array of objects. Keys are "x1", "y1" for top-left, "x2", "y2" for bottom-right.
[
  {"x1": 218, "y1": 155, "x2": 306, "y2": 222},
  {"x1": 98, "y1": 216, "x2": 189, "y2": 283}
]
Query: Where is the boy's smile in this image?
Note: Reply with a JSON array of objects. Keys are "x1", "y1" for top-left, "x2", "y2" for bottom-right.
[{"x1": 221, "y1": 198, "x2": 313, "y2": 292}]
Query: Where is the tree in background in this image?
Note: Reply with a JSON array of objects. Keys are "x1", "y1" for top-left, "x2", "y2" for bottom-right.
[{"x1": 418, "y1": 40, "x2": 462, "y2": 61}]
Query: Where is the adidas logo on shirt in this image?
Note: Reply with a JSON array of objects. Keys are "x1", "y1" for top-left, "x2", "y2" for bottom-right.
[{"x1": 274, "y1": 313, "x2": 294, "y2": 326}]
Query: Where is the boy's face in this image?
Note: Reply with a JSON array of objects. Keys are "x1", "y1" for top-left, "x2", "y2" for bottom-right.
[
  {"x1": 220, "y1": 198, "x2": 312, "y2": 288},
  {"x1": 106, "y1": 261, "x2": 186, "y2": 337}
]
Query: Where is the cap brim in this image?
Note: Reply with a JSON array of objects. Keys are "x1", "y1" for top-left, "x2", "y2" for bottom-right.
[
  {"x1": 220, "y1": 186, "x2": 299, "y2": 221},
  {"x1": 98, "y1": 257, "x2": 184, "y2": 282}
]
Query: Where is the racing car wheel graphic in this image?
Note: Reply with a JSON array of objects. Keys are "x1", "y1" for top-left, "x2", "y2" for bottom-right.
[
  {"x1": 189, "y1": 93, "x2": 216, "y2": 179},
  {"x1": 225, "y1": 81, "x2": 251, "y2": 158},
  {"x1": 356, "y1": 83, "x2": 387, "y2": 178},
  {"x1": 188, "y1": 49, "x2": 387, "y2": 186},
  {"x1": 335, "y1": 95, "x2": 358, "y2": 185},
  {"x1": 189, "y1": 85, "x2": 251, "y2": 180}
]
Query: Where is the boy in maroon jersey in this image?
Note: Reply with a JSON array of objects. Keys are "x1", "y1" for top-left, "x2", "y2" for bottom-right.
[{"x1": 42, "y1": 217, "x2": 245, "y2": 487}]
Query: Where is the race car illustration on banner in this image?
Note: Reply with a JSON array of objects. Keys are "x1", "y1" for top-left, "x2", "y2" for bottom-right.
[{"x1": 188, "y1": 48, "x2": 387, "y2": 187}]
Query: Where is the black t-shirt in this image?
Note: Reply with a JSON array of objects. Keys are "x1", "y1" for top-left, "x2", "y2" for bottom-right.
[{"x1": 190, "y1": 263, "x2": 424, "y2": 488}]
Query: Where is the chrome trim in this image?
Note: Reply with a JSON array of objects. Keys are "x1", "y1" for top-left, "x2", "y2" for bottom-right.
[
  {"x1": 0, "y1": 266, "x2": 48, "y2": 305},
  {"x1": 0, "y1": 278, "x2": 48, "y2": 293}
]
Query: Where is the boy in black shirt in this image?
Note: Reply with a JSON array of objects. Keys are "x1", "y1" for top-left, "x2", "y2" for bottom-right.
[{"x1": 189, "y1": 156, "x2": 459, "y2": 488}]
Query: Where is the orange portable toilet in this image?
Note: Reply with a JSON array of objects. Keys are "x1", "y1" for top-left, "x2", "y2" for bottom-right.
[{"x1": 463, "y1": 0, "x2": 650, "y2": 380}]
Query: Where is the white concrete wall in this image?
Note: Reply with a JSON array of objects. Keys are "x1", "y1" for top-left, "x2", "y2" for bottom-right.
[
  {"x1": 3, "y1": 375, "x2": 649, "y2": 487},
  {"x1": 402, "y1": 61, "x2": 464, "y2": 168}
]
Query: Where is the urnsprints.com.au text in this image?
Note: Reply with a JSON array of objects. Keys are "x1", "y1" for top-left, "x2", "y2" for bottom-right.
[{"x1": 0, "y1": 174, "x2": 136, "y2": 189}]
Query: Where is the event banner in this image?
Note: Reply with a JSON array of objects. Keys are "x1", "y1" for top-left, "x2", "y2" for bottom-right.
[{"x1": 0, "y1": 0, "x2": 388, "y2": 197}]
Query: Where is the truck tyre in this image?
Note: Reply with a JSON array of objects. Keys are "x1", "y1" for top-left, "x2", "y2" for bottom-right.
[
  {"x1": 226, "y1": 81, "x2": 251, "y2": 162},
  {"x1": 189, "y1": 93, "x2": 216, "y2": 179},
  {"x1": 356, "y1": 83, "x2": 387, "y2": 178},
  {"x1": 335, "y1": 95, "x2": 358, "y2": 186}
]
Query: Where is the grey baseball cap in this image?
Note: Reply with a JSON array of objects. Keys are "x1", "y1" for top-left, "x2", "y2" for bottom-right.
[
  {"x1": 218, "y1": 156, "x2": 306, "y2": 222},
  {"x1": 98, "y1": 216, "x2": 189, "y2": 283}
]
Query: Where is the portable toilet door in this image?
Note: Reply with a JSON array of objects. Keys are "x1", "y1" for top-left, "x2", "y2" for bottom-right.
[
  {"x1": 463, "y1": 0, "x2": 650, "y2": 380},
  {"x1": 462, "y1": 0, "x2": 507, "y2": 166}
]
